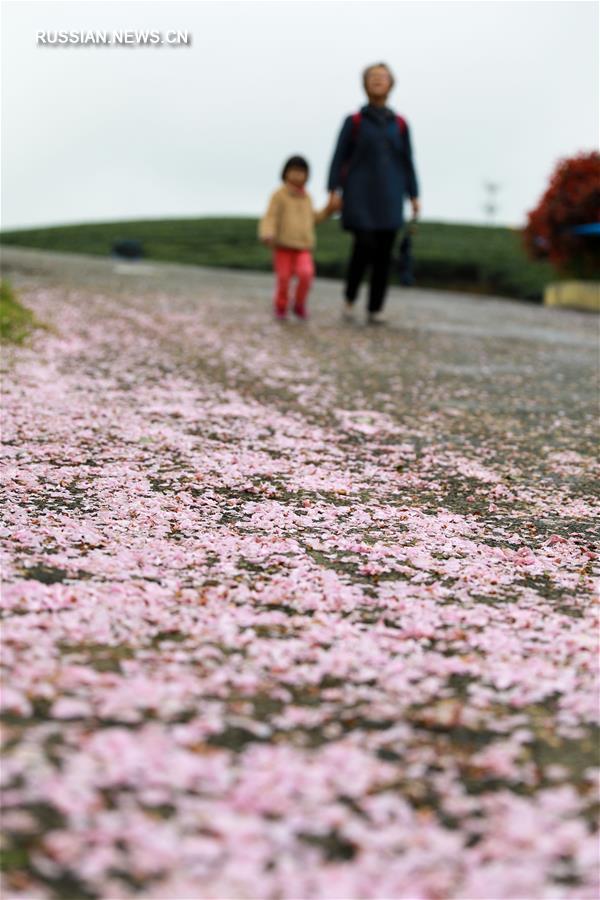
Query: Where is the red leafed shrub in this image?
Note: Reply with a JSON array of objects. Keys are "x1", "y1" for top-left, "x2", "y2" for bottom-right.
[{"x1": 523, "y1": 152, "x2": 600, "y2": 278}]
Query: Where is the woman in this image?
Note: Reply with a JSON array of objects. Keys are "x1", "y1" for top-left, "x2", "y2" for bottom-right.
[{"x1": 327, "y1": 63, "x2": 420, "y2": 324}]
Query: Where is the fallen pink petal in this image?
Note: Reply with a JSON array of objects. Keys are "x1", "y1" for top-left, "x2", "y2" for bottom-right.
[{"x1": 1, "y1": 254, "x2": 598, "y2": 900}]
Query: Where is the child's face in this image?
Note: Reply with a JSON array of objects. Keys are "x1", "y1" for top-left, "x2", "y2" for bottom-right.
[
  {"x1": 285, "y1": 167, "x2": 308, "y2": 188},
  {"x1": 365, "y1": 66, "x2": 393, "y2": 100}
]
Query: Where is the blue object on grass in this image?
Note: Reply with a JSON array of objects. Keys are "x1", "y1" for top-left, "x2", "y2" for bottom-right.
[{"x1": 570, "y1": 223, "x2": 600, "y2": 236}]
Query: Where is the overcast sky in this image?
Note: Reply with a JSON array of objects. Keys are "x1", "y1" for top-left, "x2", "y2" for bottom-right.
[{"x1": 1, "y1": 0, "x2": 598, "y2": 229}]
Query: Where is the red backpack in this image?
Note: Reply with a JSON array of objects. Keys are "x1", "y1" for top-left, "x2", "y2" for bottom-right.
[
  {"x1": 340, "y1": 111, "x2": 408, "y2": 184},
  {"x1": 350, "y1": 110, "x2": 408, "y2": 141}
]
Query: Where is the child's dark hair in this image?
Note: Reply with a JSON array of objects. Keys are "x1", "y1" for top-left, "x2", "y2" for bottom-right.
[{"x1": 281, "y1": 155, "x2": 310, "y2": 180}]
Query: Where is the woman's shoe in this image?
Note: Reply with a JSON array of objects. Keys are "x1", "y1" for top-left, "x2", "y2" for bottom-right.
[
  {"x1": 367, "y1": 312, "x2": 387, "y2": 326},
  {"x1": 342, "y1": 301, "x2": 356, "y2": 322}
]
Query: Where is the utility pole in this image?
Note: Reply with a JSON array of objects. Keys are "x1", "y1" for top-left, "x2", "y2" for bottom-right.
[{"x1": 483, "y1": 181, "x2": 501, "y2": 225}]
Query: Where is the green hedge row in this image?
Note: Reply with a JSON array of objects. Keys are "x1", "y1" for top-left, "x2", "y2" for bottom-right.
[{"x1": 0, "y1": 217, "x2": 557, "y2": 301}]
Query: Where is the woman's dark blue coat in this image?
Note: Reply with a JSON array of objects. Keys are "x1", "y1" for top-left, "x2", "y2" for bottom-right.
[{"x1": 327, "y1": 103, "x2": 419, "y2": 232}]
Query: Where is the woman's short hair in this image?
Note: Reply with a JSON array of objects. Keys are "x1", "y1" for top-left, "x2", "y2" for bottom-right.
[
  {"x1": 281, "y1": 155, "x2": 310, "y2": 180},
  {"x1": 362, "y1": 62, "x2": 395, "y2": 91}
]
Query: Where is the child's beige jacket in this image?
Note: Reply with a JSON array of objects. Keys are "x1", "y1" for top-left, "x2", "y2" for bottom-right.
[{"x1": 258, "y1": 185, "x2": 328, "y2": 250}]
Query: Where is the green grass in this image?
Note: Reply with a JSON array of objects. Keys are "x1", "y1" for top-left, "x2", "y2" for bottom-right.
[
  {"x1": 0, "y1": 280, "x2": 40, "y2": 344},
  {"x1": 0, "y1": 217, "x2": 558, "y2": 301}
]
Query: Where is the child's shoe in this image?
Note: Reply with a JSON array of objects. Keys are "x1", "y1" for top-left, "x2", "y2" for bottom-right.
[
  {"x1": 275, "y1": 310, "x2": 288, "y2": 321},
  {"x1": 293, "y1": 306, "x2": 308, "y2": 320}
]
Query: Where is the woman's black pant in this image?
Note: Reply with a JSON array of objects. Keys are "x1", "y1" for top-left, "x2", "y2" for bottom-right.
[{"x1": 345, "y1": 229, "x2": 397, "y2": 313}]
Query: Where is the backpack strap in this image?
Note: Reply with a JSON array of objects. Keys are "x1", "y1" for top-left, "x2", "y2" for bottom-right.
[
  {"x1": 396, "y1": 114, "x2": 407, "y2": 136},
  {"x1": 351, "y1": 110, "x2": 408, "y2": 141}
]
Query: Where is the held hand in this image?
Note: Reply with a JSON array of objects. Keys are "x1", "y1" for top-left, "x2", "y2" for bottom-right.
[
  {"x1": 328, "y1": 191, "x2": 343, "y2": 214},
  {"x1": 261, "y1": 236, "x2": 275, "y2": 247},
  {"x1": 410, "y1": 197, "x2": 420, "y2": 221}
]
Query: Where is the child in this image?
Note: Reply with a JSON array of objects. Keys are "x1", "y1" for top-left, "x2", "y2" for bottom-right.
[{"x1": 259, "y1": 156, "x2": 334, "y2": 320}]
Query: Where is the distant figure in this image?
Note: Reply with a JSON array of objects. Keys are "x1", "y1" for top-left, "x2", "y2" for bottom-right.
[
  {"x1": 111, "y1": 239, "x2": 144, "y2": 260},
  {"x1": 327, "y1": 63, "x2": 420, "y2": 324},
  {"x1": 259, "y1": 156, "x2": 335, "y2": 321}
]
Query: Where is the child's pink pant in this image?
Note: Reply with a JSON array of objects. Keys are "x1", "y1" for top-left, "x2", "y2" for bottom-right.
[{"x1": 273, "y1": 247, "x2": 314, "y2": 316}]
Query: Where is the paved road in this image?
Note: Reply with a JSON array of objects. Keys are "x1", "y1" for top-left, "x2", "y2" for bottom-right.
[
  {"x1": 3, "y1": 246, "x2": 598, "y2": 471},
  {"x1": 1, "y1": 247, "x2": 598, "y2": 899}
]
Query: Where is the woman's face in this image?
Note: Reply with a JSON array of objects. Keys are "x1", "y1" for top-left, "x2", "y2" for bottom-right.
[{"x1": 365, "y1": 67, "x2": 393, "y2": 100}]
